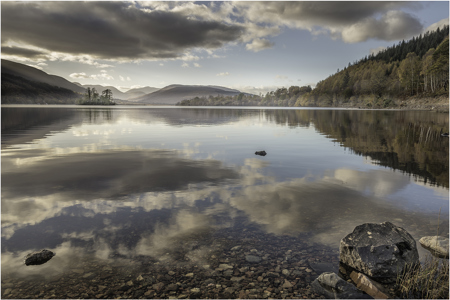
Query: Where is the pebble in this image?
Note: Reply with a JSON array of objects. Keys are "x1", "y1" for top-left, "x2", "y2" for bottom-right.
[{"x1": 245, "y1": 255, "x2": 262, "y2": 263}]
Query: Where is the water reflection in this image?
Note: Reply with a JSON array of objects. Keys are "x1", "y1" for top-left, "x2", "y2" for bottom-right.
[{"x1": 1, "y1": 106, "x2": 448, "y2": 288}]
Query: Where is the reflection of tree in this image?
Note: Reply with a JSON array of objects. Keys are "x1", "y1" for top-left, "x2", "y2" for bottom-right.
[
  {"x1": 264, "y1": 110, "x2": 449, "y2": 188},
  {"x1": 83, "y1": 108, "x2": 113, "y2": 123}
]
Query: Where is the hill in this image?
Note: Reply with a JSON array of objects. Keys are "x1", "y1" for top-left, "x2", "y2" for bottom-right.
[
  {"x1": 1, "y1": 72, "x2": 80, "y2": 104},
  {"x1": 133, "y1": 84, "x2": 244, "y2": 105},
  {"x1": 125, "y1": 86, "x2": 159, "y2": 100},
  {"x1": 1, "y1": 59, "x2": 85, "y2": 94}
]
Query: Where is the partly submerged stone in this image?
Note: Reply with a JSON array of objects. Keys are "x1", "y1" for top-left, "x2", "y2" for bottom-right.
[
  {"x1": 350, "y1": 271, "x2": 390, "y2": 299},
  {"x1": 419, "y1": 236, "x2": 449, "y2": 258},
  {"x1": 24, "y1": 249, "x2": 55, "y2": 266},
  {"x1": 339, "y1": 222, "x2": 419, "y2": 283},
  {"x1": 311, "y1": 272, "x2": 373, "y2": 299},
  {"x1": 255, "y1": 151, "x2": 267, "y2": 156}
]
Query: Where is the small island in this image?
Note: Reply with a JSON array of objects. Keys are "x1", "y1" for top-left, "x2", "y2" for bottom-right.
[{"x1": 77, "y1": 87, "x2": 116, "y2": 105}]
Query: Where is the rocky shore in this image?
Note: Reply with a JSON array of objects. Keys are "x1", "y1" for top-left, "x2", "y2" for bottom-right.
[
  {"x1": 339, "y1": 95, "x2": 449, "y2": 112},
  {"x1": 2, "y1": 227, "x2": 339, "y2": 299},
  {"x1": 2, "y1": 222, "x2": 448, "y2": 299}
]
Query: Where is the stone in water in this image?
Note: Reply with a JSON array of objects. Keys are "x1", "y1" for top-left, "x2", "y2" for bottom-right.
[{"x1": 24, "y1": 249, "x2": 55, "y2": 266}]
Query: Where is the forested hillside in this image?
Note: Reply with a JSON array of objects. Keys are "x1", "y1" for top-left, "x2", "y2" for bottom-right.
[
  {"x1": 178, "y1": 26, "x2": 449, "y2": 110},
  {"x1": 1, "y1": 73, "x2": 80, "y2": 104}
]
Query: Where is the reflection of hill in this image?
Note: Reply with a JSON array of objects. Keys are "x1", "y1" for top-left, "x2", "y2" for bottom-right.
[
  {"x1": 2, "y1": 107, "x2": 447, "y2": 187},
  {"x1": 1, "y1": 107, "x2": 82, "y2": 147},
  {"x1": 265, "y1": 110, "x2": 449, "y2": 188}
]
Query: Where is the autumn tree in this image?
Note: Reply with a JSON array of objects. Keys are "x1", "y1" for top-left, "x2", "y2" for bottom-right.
[{"x1": 398, "y1": 52, "x2": 420, "y2": 95}]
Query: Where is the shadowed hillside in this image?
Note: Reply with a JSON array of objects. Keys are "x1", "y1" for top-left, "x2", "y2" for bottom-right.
[{"x1": 134, "y1": 84, "x2": 244, "y2": 105}]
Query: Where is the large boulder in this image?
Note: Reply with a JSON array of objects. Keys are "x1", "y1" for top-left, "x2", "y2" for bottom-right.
[
  {"x1": 339, "y1": 222, "x2": 419, "y2": 283},
  {"x1": 419, "y1": 236, "x2": 449, "y2": 258},
  {"x1": 311, "y1": 272, "x2": 373, "y2": 299}
]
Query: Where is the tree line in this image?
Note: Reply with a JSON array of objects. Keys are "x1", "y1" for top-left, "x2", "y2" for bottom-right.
[
  {"x1": 178, "y1": 26, "x2": 449, "y2": 108},
  {"x1": 78, "y1": 87, "x2": 115, "y2": 105}
]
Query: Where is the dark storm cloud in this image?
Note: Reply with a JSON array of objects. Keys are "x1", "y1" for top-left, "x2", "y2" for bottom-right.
[
  {"x1": 1, "y1": 1, "x2": 244, "y2": 60},
  {"x1": 1, "y1": 46, "x2": 48, "y2": 59},
  {"x1": 238, "y1": 1, "x2": 424, "y2": 43},
  {"x1": 253, "y1": 1, "x2": 417, "y2": 26}
]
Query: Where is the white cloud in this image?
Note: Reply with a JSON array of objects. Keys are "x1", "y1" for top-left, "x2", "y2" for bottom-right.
[
  {"x1": 370, "y1": 46, "x2": 387, "y2": 56},
  {"x1": 424, "y1": 17, "x2": 449, "y2": 33},
  {"x1": 127, "y1": 76, "x2": 131, "y2": 81},
  {"x1": 69, "y1": 71, "x2": 114, "y2": 80},
  {"x1": 193, "y1": 63, "x2": 201, "y2": 68},
  {"x1": 69, "y1": 72, "x2": 90, "y2": 79},
  {"x1": 216, "y1": 72, "x2": 229, "y2": 76},
  {"x1": 245, "y1": 38, "x2": 274, "y2": 52},
  {"x1": 120, "y1": 76, "x2": 125, "y2": 81},
  {"x1": 181, "y1": 62, "x2": 189, "y2": 68}
]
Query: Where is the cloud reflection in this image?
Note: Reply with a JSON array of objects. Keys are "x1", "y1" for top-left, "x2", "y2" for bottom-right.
[
  {"x1": 2, "y1": 149, "x2": 238, "y2": 201},
  {"x1": 2, "y1": 147, "x2": 448, "y2": 277}
]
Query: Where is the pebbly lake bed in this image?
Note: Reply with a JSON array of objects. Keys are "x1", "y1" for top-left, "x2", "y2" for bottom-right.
[{"x1": 1, "y1": 105, "x2": 449, "y2": 299}]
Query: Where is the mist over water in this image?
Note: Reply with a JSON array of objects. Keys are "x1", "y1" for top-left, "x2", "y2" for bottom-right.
[{"x1": 2, "y1": 105, "x2": 448, "y2": 284}]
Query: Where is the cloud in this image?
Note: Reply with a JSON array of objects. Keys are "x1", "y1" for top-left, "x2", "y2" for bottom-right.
[
  {"x1": 245, "y1": 38, "x2": 274, "y2": 52},
  {"x1": 70, "y1": 71, "x2": 114, "y2": 80},
  {"x1": 216, "y1": 72, "x2": 229, "y2": 76},
  {"x1": 341, "y1": 10, "x2": 423, "y2": 43},
  {"x1": 1, "y1": 2, "x2": 244, "y2": 61},
  {"x1": 276, "y1": 75, "x2": 288, "y2": 80},
  {"x1": 234, "y1": 2, "x2": 424, "y2": 43},
  {"x1": 181, "y1": 62, "x2": 189, "y2": 68},
  {"x1": 370, "y1": 46, "x2": 387, "y2": 56},
  {"x1": 424, "y1": 17, "x2": 449, "y2": 33},
  {"x1": 193, "y1": 63, "x2": 201, "y2": 68},
  {"x1": 1, "y1": 46, "x2": 48, "y2": 59},
  {"x1": 69, "y1": 72, "x2": 90, "y2": 79},
  {"x1": 0, "y1": 1, "x2": 430, "y2": 67}
]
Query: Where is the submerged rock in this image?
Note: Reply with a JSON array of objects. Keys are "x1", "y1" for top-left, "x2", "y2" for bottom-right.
[
  {"x1": 24, "y1": 249, "x2": 55, "y2": 266},
  {"x1": 419, "y1": 236, "x2": 449, "y2": 258},
  {"x1": 255, "y1": 151, "x2": 267, "y2": 156},
  {"x1": 311, "y1": 272, "x2": 373, "y2": 299},
  {"x1": 245, "y1": 255, "x2": 262, "y2": 263},
  {"x1": 339, "y1": 222, "x2": 419, "y2": 283}
]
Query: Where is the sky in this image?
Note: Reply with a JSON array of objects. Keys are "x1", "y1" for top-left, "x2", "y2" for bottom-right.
[{"x1": 1, "y1": 1, "x2": 449, "y2": 94}]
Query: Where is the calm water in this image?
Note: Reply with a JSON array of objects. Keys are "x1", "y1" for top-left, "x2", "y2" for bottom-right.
[{"x1": 1, "y1": 105, "x2": 449, "y2": 289}]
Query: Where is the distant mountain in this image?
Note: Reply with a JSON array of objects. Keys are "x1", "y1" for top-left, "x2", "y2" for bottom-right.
[
  {"x1": 124, "y1": 86, "x2": 159, "y2": 101},
  {"x1": 133, "y1": 84, "x2": 243, "y2": 105},
  {"x1": 81, "y1": 84, "x2": 159, "y2": 100},
  {"x1": 1, "y1": 59, "x2": 85, "y2": 94}
]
